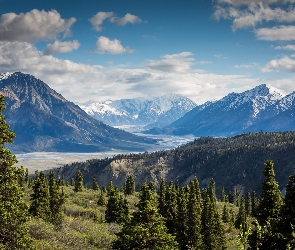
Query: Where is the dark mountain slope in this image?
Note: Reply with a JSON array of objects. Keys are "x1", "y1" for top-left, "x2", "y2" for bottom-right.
[
  {"x1": 0, "y1": 72, "x2": 155, "y2": 152},
  {"x1": 53, "y1": 131, "x2": 295, "y2": 194}
]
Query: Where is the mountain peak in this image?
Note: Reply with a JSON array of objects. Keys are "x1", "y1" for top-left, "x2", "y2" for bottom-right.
[
  {"x1": 250, "y1": 84, "x2": 285, "y2": 98},
  {"x1": 0, "y1": 72, "x2": 14, "y2": 80}
]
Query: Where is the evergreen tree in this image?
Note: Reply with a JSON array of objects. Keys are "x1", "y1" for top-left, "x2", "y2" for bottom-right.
[
  {"x1": 92, "y1": 176, "x2": 99, "y2": 191},
  {"x1": 29, "y1": 172, "x2": 52, "y2": 222},
  {"x1": 105, "y1": 187, "x2": 129, "y2": 224},
  {"x1": 124, "y1": 175, "x2": 135, "y2": 195},
  {"x1": 97, "y1": 190, "x2": 107, "y2": 206},
  {"x1": 201, "y1": 194, "x2": 226, "y2": 249},
  {"x1": 256, "y1": 160, "x2": 282, "y2": 225},
  {"x1": 278, "y1": 174, "x2": 295, "y2": 249},
  {"x1": 222, "y1": 204, "x2": 230, "y2": 223},
  {"x1": 245, "y1": 190, "x2": 252, "y2": 216},
  {"x1": 74, "y1": 170, "x2": 84, "y2": 192},
  {"x1": 0, "y1": 94, "x2": 33, "y2": 249},
  {"x1": 235, "y1": 196, "x2": 248, "y2": 233},
  {"x1": 48, "y1": 170, "x2": 65, "y2": 227},
  {"x1": 157, "y1": 178, "x2": 166, "y2": 217},
  {"x1": 251, "y1": 191, "x2": 258, "y2": 217},
  {"x1": 176, "y1": 188, "x2": 188, "y2": 249},
  {"x1": 220, "y1": 186, "x2": 228, "y2": 202},
  {"x1": 187, "y1": 178, "x2": 203, "y2": 249},
  {"x1": 113, "y1": 183, "x2": 178, "y2": 249}
]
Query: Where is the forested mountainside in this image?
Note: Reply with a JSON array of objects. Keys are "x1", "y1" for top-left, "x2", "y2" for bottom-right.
[
  {"x1": 0, "y1": 72, "x2": 155, "y2": 152},
  {"x1": 53, "y1": 131, "x2": 295, "y2": 194},
  {"x1": 145, "y1": 84, "x2": 295, "y2": 137}
]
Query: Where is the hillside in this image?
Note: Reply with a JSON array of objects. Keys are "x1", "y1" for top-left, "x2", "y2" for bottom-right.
[
  {"x1": 0, "y1": 72, "x2": 156, "y2": 153},
  {"x1": 53, "y1": 131, "x2": 295, "y2": 194}
]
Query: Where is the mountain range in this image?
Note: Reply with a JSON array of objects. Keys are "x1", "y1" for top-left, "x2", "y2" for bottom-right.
[
  {"x1": 144, "y1": 84, "x2": 295, "y2": 136},
  {"x1": 0, "y1": 72, "x2": 155, "y2": 153},
  {"x1": 79, "y1": 94, "x2": 197, "y2": 130}
]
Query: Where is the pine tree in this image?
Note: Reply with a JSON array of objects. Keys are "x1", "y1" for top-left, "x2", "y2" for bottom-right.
[
  {"x1": 251, "y1": 191, "x2": 258, "y2": 217},
  {"x1": 48, "y1": 170, "x2": 65, "y2": 227},
  {"x1": 187, "y1": 178, "x2": 203, "y2": 249},
  {"x1": 0, "y1": 94, "x2": 33, "y2": 249},
  {"x1": 97, "y1": 190, "x2": 107, "y2": 206},
  {"x1": 201, "y1": 193, "x2": 226, "y2": 249},
  {"x1": 245, "y1": 190, "x2": 252, "y2": 216},
  {"x1": 124, "y1": 175, "x2": 135, "y2": 195},
  {"x1": 29, "y1": 172, "x2": 52, "y2": 222},
  {"x1": 220, "y1": 186, "x2": 228, "y2": 202},
  {"x1": 112, "y1": 183, "x2": 178, "y2": 249},
  {"x1": 74, "y1": 170, "x2": 84, "y2": 192},
  {"x1": 235, "y1": 196, "x2": 248, "y2": 233},
  {"x1": 176, "y1": 188, "x2": 188, "y2": 249},
  {"x1": 256, "y1": 160, "x2": 282, "y2": 225},
  {"x1": 278, "y1": 174, "x2": 295, "y2": 248},
  {"x1": 92, "y1": 176, "x2": 99, "y2": 191},
  {"x1": 157, "y1": 178, "x2": 166, "y2": 217},
  {"x1": 105, "y1": 187, "x2": 129, "y2": 224},
  {"x1": 222, "y1": 204, "x2": 230, "y2": 223}
]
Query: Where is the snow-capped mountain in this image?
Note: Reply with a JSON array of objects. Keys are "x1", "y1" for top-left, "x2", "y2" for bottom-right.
[
  {"x1": 79, "y1": 94, "x2": 197, "y2": 129},
  {"x1": 0, "y1": 72, "x2": 155, "y2": 153},
  {"x1": 145, "y1": 84, "x2": 295, "y2": 137}
]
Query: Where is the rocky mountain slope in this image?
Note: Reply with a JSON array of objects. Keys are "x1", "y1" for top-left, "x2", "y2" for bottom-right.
[
  {"x1": 145, "y1": 84, "x2": 295, "y2": 136},
  {"x1": 53, "y1": 131, "x2": 295, "y2": 194},
  {"x1": 0, "y1": 72, "x2": 155, "y2": 153},
  {"x1": 79, "y1": 94, "x2": 196, "y2": 129}
]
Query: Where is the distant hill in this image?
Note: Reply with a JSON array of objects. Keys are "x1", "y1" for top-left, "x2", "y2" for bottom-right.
[
  {"x1": 0, "y1": 72, "x2": 156, "y2": 153},
  {"x1": 53, "y1": 131, "x2": 295, "y2": 194},
  {"x1": 79, "y1": 94, "x2": 196, "y2": 130},
  {"x1": 144, "y1": 84, "x2": 295, "y2": 136}
]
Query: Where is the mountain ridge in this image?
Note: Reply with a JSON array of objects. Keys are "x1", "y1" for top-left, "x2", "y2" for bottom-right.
[{"x1": 0, "y1": 72, "x2": 156, "y2": 153}]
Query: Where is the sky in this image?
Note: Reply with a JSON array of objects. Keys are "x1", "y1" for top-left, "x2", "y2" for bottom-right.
[{"x1": 1, "y1": 0, "x2": 295, "y2": 104}]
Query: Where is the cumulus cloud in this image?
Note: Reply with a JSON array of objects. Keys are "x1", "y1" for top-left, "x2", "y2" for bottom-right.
[
  {"x1": 89, "y1": 11, "x2": 142, "y2": 31},
  {"x1": 43, "y1": 40, "x2": 80, "y2": 55},
  {"x1": 213, "y1": 1, "x2": 295, "y2": 31},
  {"x1": 0, "y1": 41, "x2": 290, "y2": 104},
  {"x1": 89, "y1": 11, "x2": 114, "y2": 31},
  {"x1": 110, "y1": 13, "x2": 142, "y2": 26},
  {"x1": 274, "y1": 44, "x2": 295, "y2": 50},
  {"x1": 146, "y1": 52, "x2": 195, "y2": 73},
  {"x1": 256, "y1": 25, "x2": 295, "y2": 40},
  {"x1": 96, "y1": 36, "x2": 134, "y2": 54},
  {"x1": 261, "y1": 55, "x2": 295, "y2": 72},
  {"x1": 0, "y1": 9, "x2": 76, "y2": 42}
]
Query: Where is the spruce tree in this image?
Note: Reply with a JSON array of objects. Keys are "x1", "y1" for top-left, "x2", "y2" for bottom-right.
[
  {"x1": 176, "y1": 188, "x2": 188, "y2": 249},
  {"x1": 0, "y1": 94, "x2": 33, "y2": 249},
  {"x1": 201, "y1": 194, "x2": 226, "y2": 249},
  {"x1": 92, "y1": 176, "x2": 99, "y2": 191},
  {"x1": 29, "y1": 172, "x2": 52, "y2": 222},
  {"x1": 113, "y1": 183, "x2": 178, "y2": 249},
  {"x1": 235, "y1": 196, "x2": 248, "y2": 233},
  {"x1": 48, "y1": 170, "x2": 65, "y2": 227},
  {"x1": 74, "y1": 170, "x2": 84, "y2": 192},
  {"x1": 256, "y1": 160, "x2": 282, "y2": 225},
  {"x1": 187, "y1": 178, "x2": 203, "y2": 249},
  {"x1": 124, "y1": 175, "x2": 135, "y2": 195},
  {"x1": 97, "y1": 190, "x2": 107, "y2": 206},
  {"x1": 245, "y1": 190, "x2": 252, "y2": 216},
  {"x1": 157, "y1": 178, "x2": 166, "y2": 217}
]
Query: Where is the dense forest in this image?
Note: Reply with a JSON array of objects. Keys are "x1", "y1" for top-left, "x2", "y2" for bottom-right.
[
  {"x1": 1, "y1": 95, "x2": 295, "y2": 249},
  {"x1": 54, "y1": 131, "x2": 295, "y2": 194}
]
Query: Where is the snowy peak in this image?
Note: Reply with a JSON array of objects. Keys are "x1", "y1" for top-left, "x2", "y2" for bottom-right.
[
  {"x1": 0, "y1": 72, "x2": 14, "y2": 80},
  {"x1": 80, "y1": 94, "x2": 197, "y2": 128}
]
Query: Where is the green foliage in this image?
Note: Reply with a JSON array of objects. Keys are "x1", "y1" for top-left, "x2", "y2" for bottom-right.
[
  {"x1": 113, "y1": 183, "x2": 179, "y2": 249},
  {"x1": 0, "y1": 95, "x2": 34, "y2": 249},
  {"x1": 74, "y1": 170, "x2": 84, "y2": 192},
  {"x1": 91, "y1": 176, "x2": 99, "y2": 191},
  {"x1": 124, "y1": 174, "x2": 135, "y2": 195},
  {"x1": 29, "y1": 172, "x2": 52, "y2": 222},
  {"x1": 97, "y1": 189, "x2": 107, "y2": 206}
]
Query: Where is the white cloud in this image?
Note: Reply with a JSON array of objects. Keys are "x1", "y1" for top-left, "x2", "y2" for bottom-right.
[
  {"x1": 1, "y1": 41, "x2": 292, "y2": 104},
  {"x1": 89, "y1": 11, "x2": 114, "y2": 31},
  {"x1": 0, "y1": 9, "x2": 76, "y2": 42},
  {"x1": 274, "y1": 44, "x2": 295, "y2": 50},
  {"x1": 110, "y1": 13, "x2": 142, "y2": 26},
  {"x1": 89, "y1": 12, "x2": 143, "y2": 31},
  {"x1": 261, "y1": 55, "x2": 295, "y2": 72},
  {"x1": 213, "y1": 1, "x2": 295, "y2": 31},
  {"x1": 96, "y1": 36, "x2": 134, "y2": 54},
  {"x1": 43, "y1": 40, "x2": 80, "y2": 55},
  {"x1": 235, "y1": 62, "x2": 258, "y2": 68},
  {"x1": 146, "y1": 52, "x2": 195, "y2": 73},
  {"x1": 256, "y1": 25, "x2": 295, "y2": 40}
]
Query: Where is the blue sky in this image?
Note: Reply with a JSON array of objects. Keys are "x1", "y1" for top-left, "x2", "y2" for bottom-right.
[{"x1": 1, "y1": 0, "x2": 295, "y2": 104}]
